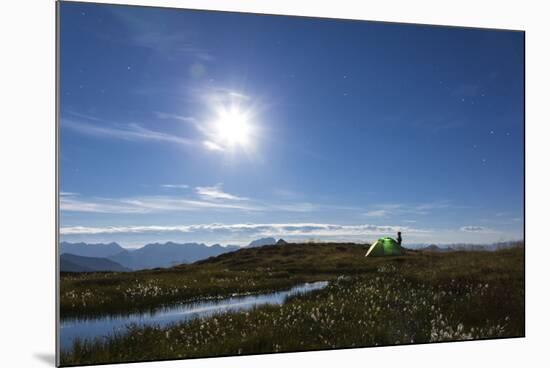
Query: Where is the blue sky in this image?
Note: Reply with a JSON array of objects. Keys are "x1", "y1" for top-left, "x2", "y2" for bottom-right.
[{"x1": 59, "y1": 2, "x2": 524, "y2": 247}]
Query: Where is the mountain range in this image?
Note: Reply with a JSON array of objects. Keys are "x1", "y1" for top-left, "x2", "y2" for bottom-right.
[
  {"x1": 60, "y1": 241, "x2": 240, "y2": 271},
  {"x1": 59, "y1": 238, "x2": 294, "y2": 272}
]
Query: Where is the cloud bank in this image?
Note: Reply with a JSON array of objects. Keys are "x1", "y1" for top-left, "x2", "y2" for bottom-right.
[{"x1": 60, "y1": 222, "x2": 426, "y2": 239}]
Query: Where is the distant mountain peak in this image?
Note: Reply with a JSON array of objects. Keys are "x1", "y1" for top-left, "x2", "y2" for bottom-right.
[
  {"x1": 248, "y1": 237, "x2": 277, "y2": 248},
  {"x1": 276, "y1": 238, "x2": 288, "y2": 245}
]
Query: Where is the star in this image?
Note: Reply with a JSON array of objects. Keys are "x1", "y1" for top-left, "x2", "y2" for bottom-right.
[
  {"x1": 482, "y1": 158, "x2": 487, "y2": 164},
  {"x1": 127, "y1": 66, "x2": 132, "y2": 70},
  {"x1": 490, "y1": 130, "x2": 494, "y2": 135}
]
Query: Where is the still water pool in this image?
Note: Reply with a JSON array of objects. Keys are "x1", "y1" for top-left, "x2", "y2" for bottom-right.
[{"x1": 60, "y1": 281, "x2": 328, "y2": 351}]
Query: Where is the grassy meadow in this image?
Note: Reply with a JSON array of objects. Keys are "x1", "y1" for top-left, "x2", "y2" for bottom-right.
[{"x1": 60, "y1": 243, "x2": 524, "y2": 366}]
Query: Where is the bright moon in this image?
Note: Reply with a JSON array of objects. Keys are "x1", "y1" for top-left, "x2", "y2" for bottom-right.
[{"x1": 213, "y1": 107, "x2": 252, "y2": 148}]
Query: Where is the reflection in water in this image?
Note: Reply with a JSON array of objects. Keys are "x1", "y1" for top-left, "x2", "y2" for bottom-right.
[{"x1": 60, "y1": 281, "x2": 328, "y2": 351}]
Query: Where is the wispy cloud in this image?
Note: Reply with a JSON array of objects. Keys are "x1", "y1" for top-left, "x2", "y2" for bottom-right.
[
  {"x1": 363, "y1": 210, "x2": 390, "y2": 218},
  {"x1": 161, "y1": 184, "x2": 189, "y2": 189},
  {"x1": 203, "y1": 88, "x2": 251, "y2": 104},
  {"x1": 60, "y1": 183, "x2": 335, "y2": 216},
  {"x1": 60, "y1": 185, "x2": 466, "y2": 220},
  {"x1": 61, "y1": 184, "x2": 256, "y2": 214},
  {"x1": 227, "y1": 91, "x2": 250, "y2": 101},
  {"x1": 63, "y1": 119, "x2": 194, "y2": 146},
  {"x1": 155, "y1": 112, "x2": 197, "y2": 124},
  {"x1": 203, "y1": 140, "x2": 225, "y2": 152},
  {"x1": 460, "y1": 225, "x2": 491, "y2": 233},
  {"x1": 195, "y1": 184, "x2": 247, "y2": 201},
  {"x1": 63, "y1": 87, "x2": 258, "y2": 154},
  {"x1": 60, "y1": 195, "x2": 259, "y2": 214},
  {"x1": 364, "y1": 200, "x2": 460, "y2": 217},
  {"x1": 60, "y1": 196, "x2": 149, "y2": 214}
]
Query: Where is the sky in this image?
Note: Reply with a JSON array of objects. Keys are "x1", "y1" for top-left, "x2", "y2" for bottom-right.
[{"x1": 59, "y1": 2, "x2": 524, "y2": 248}]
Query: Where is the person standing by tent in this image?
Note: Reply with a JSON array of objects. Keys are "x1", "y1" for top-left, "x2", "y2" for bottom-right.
[{"x1": 397, "y1": 231, "x2": 402, "y2": 247}]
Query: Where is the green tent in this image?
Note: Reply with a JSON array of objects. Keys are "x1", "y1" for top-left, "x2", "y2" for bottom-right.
[{"x1": 365, "y1": 237, "x2": 403, "y2": 257}]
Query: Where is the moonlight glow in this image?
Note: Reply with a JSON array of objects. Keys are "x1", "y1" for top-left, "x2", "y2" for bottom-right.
[
  {"x1": 202, "y1": 91, "x2": 259, "y2": 153},
  {"x1": 213, "y1": 107, "x2": 252, "y2": 148}
]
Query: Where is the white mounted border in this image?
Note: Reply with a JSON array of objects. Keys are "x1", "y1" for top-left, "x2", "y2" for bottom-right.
[{"x1": 1, "y1": 1, "x2": 549, "y2": 368}]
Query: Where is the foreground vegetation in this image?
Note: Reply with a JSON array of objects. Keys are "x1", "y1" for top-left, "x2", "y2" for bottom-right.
[{"x1": 60, "y1": 243, "x2": 524, "y2": 366}]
